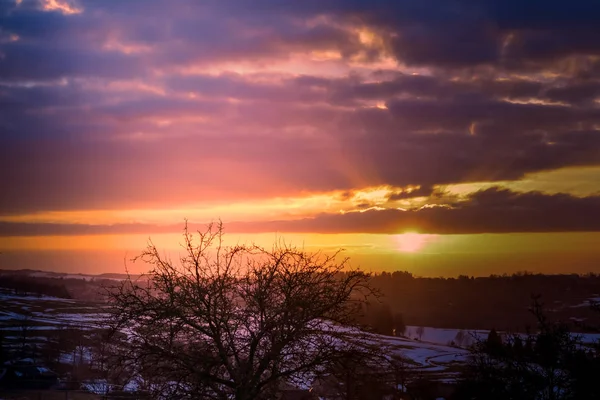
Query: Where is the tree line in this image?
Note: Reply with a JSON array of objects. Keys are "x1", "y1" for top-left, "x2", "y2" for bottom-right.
[
  {"x1": 0, "y1": 275, "x2": 72, "y2": 299},
  {"x1": 455, "y1": 297, "x2": 600, "y2": 399}
]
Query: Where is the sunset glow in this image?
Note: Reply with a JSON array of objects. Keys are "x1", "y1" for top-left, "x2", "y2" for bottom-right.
[
  {"x1": 1, "y1": 0, "x2": 600, "y2": 276},
  {"x1": 394, "y1": 233, "x2": 437, "y2": 253}
]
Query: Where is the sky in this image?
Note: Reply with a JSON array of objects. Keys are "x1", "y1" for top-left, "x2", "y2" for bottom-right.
[{"x1": 1, "y1": 0, "x2": 600, "y2": 276}]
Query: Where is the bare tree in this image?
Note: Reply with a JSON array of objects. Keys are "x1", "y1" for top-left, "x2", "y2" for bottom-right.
[
  {"x1": 416, "y1": 326, "x2": 425, "y2": 341},
  {"x1": 106, "y1": 222, "x2": 374, "y2": 400},
  {"x1": 0, "y1": 330, "x2": 5, "y2": 365},
  {"x1": 16, "y1": 309, "x2": 34, "y2": 361},
  {"x1": 454, "y1": 330, "x2": 466, "y2": 347},
  {"x1": 311, "y1": 348, "x2": 402, "y2": 400},
  {"x1": 88, "y1": 328, "x2": 138, "y2": 393},
  {"x1": 393, "y1": 312, "x2": 406, "y2": 337}
]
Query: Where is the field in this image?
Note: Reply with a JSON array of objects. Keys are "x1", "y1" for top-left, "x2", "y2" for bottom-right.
[
  {"x1": 0, "y1": 288, "x2": 469, "y2": 386},
  {"x1": 4, "y1": 270, "x2": 600, "y2": 399}
]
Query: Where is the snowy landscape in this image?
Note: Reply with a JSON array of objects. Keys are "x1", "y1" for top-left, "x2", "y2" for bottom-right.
[
  {"x1": 4, "y1": 268, "x2": 600, "y2": 400},
  {"x1": 0, "y1": 288, "x2": 466, "y2": 380}
]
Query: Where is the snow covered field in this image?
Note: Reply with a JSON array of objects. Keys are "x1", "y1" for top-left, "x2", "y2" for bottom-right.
[
  {"x1": 380, "y1": 334, "x2": 468, "y2": 378},
  {"x1": 0, "y1": 290, "x2": 109, "y2": 331},
  {"x1": 403, "y1": 324, "x2": 600, "y2": 346},
  {"x1": 404, "y1": 326, "x2": 485, "y2": 347},
  {"x1": 3, "y1": 289, "x2": 598, "y2": 385},
  {"x1": 0, "y1": 289, "x2": 469, "y2": 382}
]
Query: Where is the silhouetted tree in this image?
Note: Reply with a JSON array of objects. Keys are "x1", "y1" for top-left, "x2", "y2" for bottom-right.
[
  {"x1": 0, "y1": 276, "x2": 71, "y2": 298},
  {"x1": 485, "y1": 328, "x2": 503, "y2": 357},
  {"x1": 416, "y1": 326, "x2": 425, "y2": 341},
  {"x1": 0, "y1": 330, "x2": 5, "y2": 365},
  {"x1": 512, "y1": 335, "x2": 524, "y2": 356},
  {"x1": 87, "y1": 329, "x2": 137, "y2": 394},
  {"x1": 454, "y1": 330, "x2": 468, "y2": 347},
  {"x1": 312, "y1": 348, "x2": 400, "y2": 400},
  {"x1": 106, "y1": 222, "x2": 374, "y2": 400},
  {"x1": 16, "y1": 309, "x2": 33, "y2": 361},
  {"x1": 393, "y1": 312, "x2": 406, "y2": 337},
  {"x1": 365, "y1": 303, "x2": 394, "y2": 335},
  {"x1": 40, "y1": 326, "x2": 67, "y2": 367},
  {"x1": 455, "y1": 296, "x2": 600, "y2": 400}
]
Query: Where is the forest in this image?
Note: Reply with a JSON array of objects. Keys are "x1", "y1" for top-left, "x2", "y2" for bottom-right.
[{"x1": 3, "y1": 269, "x2": 600, "y2": 334}]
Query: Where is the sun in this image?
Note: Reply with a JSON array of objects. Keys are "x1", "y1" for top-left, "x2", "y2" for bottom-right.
[{"x1": 394, "y1": 232, "x2": 436, "y2": 253}]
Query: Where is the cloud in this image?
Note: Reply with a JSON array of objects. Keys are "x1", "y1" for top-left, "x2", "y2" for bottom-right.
[
  {"x1": 2, "y1": 188, "x2": 600, "y2": 235},
  {"x1": 2, "y1": 71, "x2": 600, "y2": 213},
  {"x1": 232, "y1": 0, "x2": 600, "y2": 71},
  {"x1": 232, "y1": 188, "x2": 600, "y2": 234},
  {"x1": 387, "y1": 185, "x2": 435, "y2": 201},
  {"x1": 0, "y1": 0, "x2": 600, "y2": 218}
]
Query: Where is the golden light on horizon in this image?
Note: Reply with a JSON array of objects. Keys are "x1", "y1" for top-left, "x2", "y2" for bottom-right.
[{"x1": 394, "y1": 232, "x2": 437, "y2": 253}]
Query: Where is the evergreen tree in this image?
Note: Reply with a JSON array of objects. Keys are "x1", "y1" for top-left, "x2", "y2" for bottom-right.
[
  {"x1": 455, "y1": 297, "x2": 600, "y2": 400},
  {"x1": 0, "y1": 330, "x2": 5, "y2": 364},
  {"x1": 393, "y1": 312, "x2": 406, "y2": 337}
]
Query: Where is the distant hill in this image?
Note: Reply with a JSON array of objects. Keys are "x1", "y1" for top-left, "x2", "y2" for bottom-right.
[
  {"x1": 4, "y1": 268, "x2": 600, "y2": 332},
  {"x1": 0, "y1": 269, "x2": 138, "y2": 281},
  {"x1": 0, "y1": 269, "x2": 135, "y2": 301}
]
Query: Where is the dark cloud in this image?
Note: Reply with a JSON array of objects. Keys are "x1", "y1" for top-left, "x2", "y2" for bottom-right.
[
  {"x1": 1, "y1": 0, "x2": 600, "y2": 216},
  {"x1": 3, "y1": 188, "x2": 599, "y2": 235},
  {"x1": 0, "y1": 222, "x2": 171, "y2": 236},
  {"x1": 4, "y1": 0, "x2": 600, "y2": 78},
  {"x1": 2, "y1": 71, "x2": 600, "y2": 213},
  {"x1": 232, "y1": 188, "x2": 600, "y2": 234},
  {"x1": 544, "y1": 83, "x2": 600, "y2": 106},
  {"x1": 219, "y1": 0, "x2": 600, "y2": 71}
]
